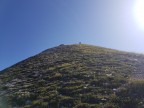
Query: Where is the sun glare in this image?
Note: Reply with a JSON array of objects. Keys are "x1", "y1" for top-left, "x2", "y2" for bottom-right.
[{"x1": 133, "y1": 0, "x2": 144, "y2": 30}]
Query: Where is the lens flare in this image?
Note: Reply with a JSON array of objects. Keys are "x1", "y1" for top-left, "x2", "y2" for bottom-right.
[{"x1": 133, "y1": 0, "x2": 144, "y2": 30}]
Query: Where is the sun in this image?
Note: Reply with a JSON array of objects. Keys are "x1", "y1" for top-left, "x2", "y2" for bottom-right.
[{"x1": 133, "y1": 0, "x2": 144, "y2": 30}]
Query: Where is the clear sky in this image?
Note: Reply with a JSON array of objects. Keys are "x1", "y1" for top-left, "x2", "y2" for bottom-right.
[{"x1": 1, "y1": 0, "x2": 144, "y2": 70}]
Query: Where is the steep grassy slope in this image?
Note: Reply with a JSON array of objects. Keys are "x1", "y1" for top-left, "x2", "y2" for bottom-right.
[{"x1": 0, "y1": 44, "x2": 144, "y2": 108}]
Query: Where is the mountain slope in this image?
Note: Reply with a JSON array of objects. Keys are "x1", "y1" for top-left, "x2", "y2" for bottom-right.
[{"x1": 0, "y1": 44, "x2": 144, "y2": 108}]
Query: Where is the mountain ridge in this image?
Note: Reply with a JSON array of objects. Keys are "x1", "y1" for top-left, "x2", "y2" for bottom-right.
[{"x1": 0, "y1": 44, "x2": 144, "y2": 108}]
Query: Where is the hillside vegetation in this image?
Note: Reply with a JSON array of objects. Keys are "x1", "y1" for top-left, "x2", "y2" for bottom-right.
[{"x1": 0, "y1": 44, "x2": 144, "y2": 108}]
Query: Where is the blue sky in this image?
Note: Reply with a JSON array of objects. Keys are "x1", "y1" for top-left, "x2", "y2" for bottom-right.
[{"x1": 0, "y1": 0, "x2": 144, "y2": 70}]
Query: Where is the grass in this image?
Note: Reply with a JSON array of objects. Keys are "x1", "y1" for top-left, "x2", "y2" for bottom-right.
[{"x1": 0, "y1": 44, "x2": 144, "y2": 108}]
